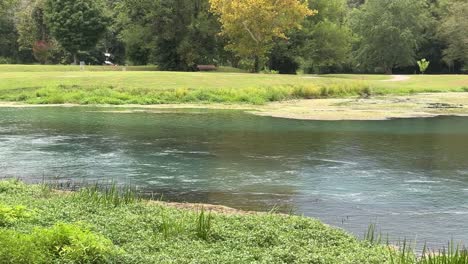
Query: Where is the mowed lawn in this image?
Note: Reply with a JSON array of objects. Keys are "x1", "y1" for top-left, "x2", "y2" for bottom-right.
[{"x1": 0, "y1": 65, "x2": 467, "y2": 105}]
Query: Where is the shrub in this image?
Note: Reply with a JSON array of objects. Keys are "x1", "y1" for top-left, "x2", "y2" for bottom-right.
[
  {"x1": 0, "y1": 57, "x2": 13, "y2": 64},
  {"x1": 37, "y1": 223, "x2": 120, "y2": 263},
  {"x1": 0, "y1": 229, "x2": 49, "y2": 263},
  {"x1": 0, "y1": 179, "x2": 26, "y2": 193},
  {"x1": 0, "y1": 204, "x2": 32, "y2": 226},
  {"x1": 0, "y1": 223, "x2": 120, "y2": 264}
]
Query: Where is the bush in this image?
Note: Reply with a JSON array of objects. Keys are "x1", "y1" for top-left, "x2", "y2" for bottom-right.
[
  {"x1": 0, "y1": 57, "x2": 13, "y2": 64},
  {"x1": 37, "y1": 223, "x2": 120, "y2": 263},
  {"x1": 0, "y1": 179, "x2": 27, "y2": 193},
  {"x1": 0, "y1": 223, "x2": 120, "y2": 264},
  {"x1": 260, "y1": 68, "x2": 279, "y2": 74},
  {"x1": 0, "y1": 204, "x2": 32, "y2": 226},
  {"x1": 0, "y1": 229, "x2": 49, "y2": 263}
]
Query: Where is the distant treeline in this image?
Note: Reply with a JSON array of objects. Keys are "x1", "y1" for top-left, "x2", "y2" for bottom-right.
[{"x1": 0, "y1": 0, "x2": 466, "y2": 74}]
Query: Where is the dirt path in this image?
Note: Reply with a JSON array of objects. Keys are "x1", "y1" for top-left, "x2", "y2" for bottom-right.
[{"x1": 382, "y1": 75, "x2": 411, "y2": 82}]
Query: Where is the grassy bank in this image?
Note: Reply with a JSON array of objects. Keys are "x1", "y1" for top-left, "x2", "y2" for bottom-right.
[
  {"x1": 0, "y1": 65, "x2": 466, "y2": 105},
  {"x1": 0, "y1": 180, "x2": 466, "y2": 264},
  {"x1": 0, "y1": 180, "x2": 391, "y2": 263}
]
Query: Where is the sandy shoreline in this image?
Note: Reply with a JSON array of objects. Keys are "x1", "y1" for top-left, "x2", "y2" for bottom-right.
[{"x1": 1, "y1": 92, "x2": 467, "y2": 121}]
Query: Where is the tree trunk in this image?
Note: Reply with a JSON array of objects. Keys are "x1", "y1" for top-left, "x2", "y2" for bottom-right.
[
  {"x1": 73, "y1": 53, "x2": 78, "y2": 65},
  {"x1": 253, "y1": 56, "x2": 260, "y2": 73},
  {"x1": 385, "y1": 67, "x2": 393, "y2": 75}
]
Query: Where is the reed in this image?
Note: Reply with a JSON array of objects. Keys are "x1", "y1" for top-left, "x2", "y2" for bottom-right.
[
  {"x1": 195, "y1": 207, "x2": 212, "y2": 240},
  {"x1": 74, "y1": 183, "x2": 140, "y2": 207},
  {"x1": 364, "y1": 224, "x2": 467, "y2": 264}
]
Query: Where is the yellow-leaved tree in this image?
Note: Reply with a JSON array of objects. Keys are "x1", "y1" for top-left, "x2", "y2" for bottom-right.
[{"x1": 209, "y1": 0, "x2": 315, "y2": 72}]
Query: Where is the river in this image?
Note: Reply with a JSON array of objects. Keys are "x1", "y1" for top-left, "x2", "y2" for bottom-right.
[{"x1": 0, "y1": 107, "x2": 467, "y2": 247}]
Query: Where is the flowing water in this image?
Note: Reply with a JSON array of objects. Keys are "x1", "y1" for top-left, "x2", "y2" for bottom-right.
[{"x1": 1, "y1": 107, "x2": 467, "y2": 247}]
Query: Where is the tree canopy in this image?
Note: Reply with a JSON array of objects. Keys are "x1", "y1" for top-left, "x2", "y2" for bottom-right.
[
  {"x1": 349, "y1": 0, "x2": 430, "y2": 74},
  {"x1": 44, "y1": 0, "x2": 109, "y2": 64},
  {"x1": 437, "y1": 0, "x2": 468, "y2": 67},
  {"x1": 0, "y1": 0, "x2": 467, "y2": 73},
  {"x1": 209, "y1": 0, "x2": 315, "y2": 72}
]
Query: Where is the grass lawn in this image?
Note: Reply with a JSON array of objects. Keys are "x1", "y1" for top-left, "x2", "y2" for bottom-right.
[
  {"x1": 0, "y1": 180, "x2": 391, "y2": 263},
  {"x1": 0, "y1": 65, "x2": 467, "y2": 105}
]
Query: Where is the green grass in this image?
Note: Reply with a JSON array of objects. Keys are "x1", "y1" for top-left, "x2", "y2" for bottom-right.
[
  {"x1": 0, "y1": 180, "x2": 465, "y2": 263},
  {"x1": 0, "y1": 65, "x2": 159, "y2": 72},
  {"x1": 0, "y1": 65, "x2": 466, "y2": 105},
  {"x1": 0, "y1": 179, "x2": 393, "y2": 263}
]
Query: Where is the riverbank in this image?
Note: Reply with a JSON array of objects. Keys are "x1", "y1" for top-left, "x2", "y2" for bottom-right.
[
  {"x1": 1, "y1": 66, "x2": 467, "y2": 105},
  {"x1": 1, "y1": 92, "x2": 468, "y2": 120},
  {"x1": 0, "y1": 179, "x2": 391, "y2": 263}
]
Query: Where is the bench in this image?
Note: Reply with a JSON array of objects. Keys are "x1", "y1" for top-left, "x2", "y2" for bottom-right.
[{"x1": 197, "y1": 65, "x2": 217, "y2": 71}]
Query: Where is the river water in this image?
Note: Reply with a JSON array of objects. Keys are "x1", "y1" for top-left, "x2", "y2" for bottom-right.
[{"x1": 0, "y1": 107, "x2": 467, "y2": 247}]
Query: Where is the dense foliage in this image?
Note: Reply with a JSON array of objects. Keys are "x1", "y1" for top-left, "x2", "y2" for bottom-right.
[{"x1": 0, "y1": 0, "x2": 467, "y2": 73}]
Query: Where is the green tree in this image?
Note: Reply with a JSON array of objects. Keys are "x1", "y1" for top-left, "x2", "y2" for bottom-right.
[
  {"x1": 437, "y1": 0, "x2": 468, "y2": 69},
  {"x1": 0, "y1": 0, "x2": 16, "y2": 12},
  {"x1": 269, "y1": 0, "x2": 352, "y2": 74},
  {"x1": 44, "y1": 0, "x2": 109, "y2": 64},
  {"x1": 209, "y1": 0, "x2": 315, "y2": 72},
  {"x1": 349, "y1": 0, "x2": 430, "y2": 74},
  {"x1": 118, "y1": 0, "x2": 224, "y2": 70},
  {"x1": 297, "y1": 0, "x2": 352, "y2": 73},
  {"x1": 0, "y1": 0, "x2": 19, "y2": 63},
  {"x1": 15, "y1": 0, "x2": 62, "y2": 64}
]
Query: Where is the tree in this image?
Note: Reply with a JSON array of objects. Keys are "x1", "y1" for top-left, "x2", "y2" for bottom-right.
[
  {"x1": 268, "y1": 0, "x2": 352, "y2": 74},
  {"x1": 0, "y1": 0, "x2": 16, "y2": 12},
  {"x1": 295, "y1": 0, "x2": 352, "y2": 73},
  {"x1": 437, "y1": 0, "x2": 468, "y2": 69},
  {"x1": 209, "y1": 0, "x2": 315, "y2": 72},
  {"x1": 349, "y1": 0, "x2": 430, "y2": 74},
  {"x1": 117, "y1": 0, "x2": 224, "y2": 70},
  {"x1": 15, "y1": 0, "x2": 59, "y2": 64},
  {"x1": 0, "y1": 0, "x2": 19, "y2": 63},
  {"x1": 417, "y1": 58, "x2": 430, "y2": 74},
  {"x1": 44, "y1": 0, "x2": 109, "y2": 64}
]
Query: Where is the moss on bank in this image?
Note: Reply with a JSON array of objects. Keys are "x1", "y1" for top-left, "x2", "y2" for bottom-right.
[{"x1": 0, "y1": 180, "x2": 392, "y2": 263}]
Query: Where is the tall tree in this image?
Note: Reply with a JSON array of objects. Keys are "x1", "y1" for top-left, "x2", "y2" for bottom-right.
[
  {"x1": 437, "y1": 0, "x2": 468, "y2": 70},
  {"x1": 0, "y1": 0, "x2": 19, "y2": 63},
  {"x1": 209, "y1": 0, "x2": 315, "y2": 72},
  {"x1": 44, "y1": 0, "x2": 109, "y2": 64},
  {"x1": 118, "y1": 0, "x2": 223, "y2": 70},
  {"x1": 16, "y1": 0, "x2": 58, "y2": 64},
  {"x1": 349, "y1": 0, "x2": 430, "y2": 74},
  {"x1": 269, "y1": 0, "x2": 352, "y2": 74},
  {"x1": 297, "y1": 0, "x2": 352, "y2": 73}
]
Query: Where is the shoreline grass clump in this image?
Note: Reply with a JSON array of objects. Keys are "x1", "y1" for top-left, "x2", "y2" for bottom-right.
[
  {"x1": 364, "y1": 224, "x2": 467, "y2": 264},
  {"x1": 74, "y1": 183, "x2": 141, "y2": 207},
  {"x1": 0, "y1": 83, "x2": 373, "y2": 105}
]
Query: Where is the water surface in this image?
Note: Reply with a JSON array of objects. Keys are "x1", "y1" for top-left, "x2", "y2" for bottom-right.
[{"x1": 1, "y1": 107, "x2": 467, "y2": 247}]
